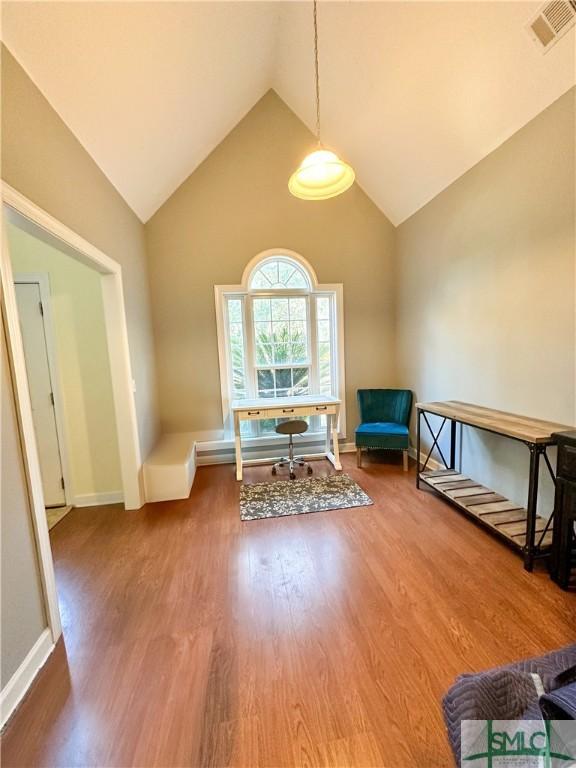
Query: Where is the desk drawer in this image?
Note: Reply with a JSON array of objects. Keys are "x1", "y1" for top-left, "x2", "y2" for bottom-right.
[{"x1": 236, "y1": 404, "x2": 338, "y2": 420}]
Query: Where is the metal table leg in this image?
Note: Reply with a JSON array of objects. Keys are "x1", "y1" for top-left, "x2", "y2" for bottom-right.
[
  {"x1": 450, "y1": 419, "x2": 457, "y2": 471},
  {"x1": 416, "y1": 408, "x2": 421, "y2": 488},
  {"x1": 524, "y1": 443, "x2": 542, "y2": 571}
]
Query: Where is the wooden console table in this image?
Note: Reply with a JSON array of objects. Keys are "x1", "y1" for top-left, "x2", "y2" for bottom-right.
[{"x1": 415, "y1": 401, "x2": 572, "y2": 570}]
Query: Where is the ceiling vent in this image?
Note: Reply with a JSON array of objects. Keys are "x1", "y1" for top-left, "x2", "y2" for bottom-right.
[{"x1": 527, "y1": 0, "x2": 576, "y2": 52}]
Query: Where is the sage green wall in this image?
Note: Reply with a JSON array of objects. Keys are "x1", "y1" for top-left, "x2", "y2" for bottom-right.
[
  {"x1": 1, "y1": 45, "x2": 159, "y2": 460},
  {"x1": 396, "y1": 87, "x2": 575, "y2": 513},
  {"x1": 9, "y1": 222, "x2": 122, "y2": 502},
  {"x1": 146, "y1": 90, "x2": 397, "y2": 439},
  {"x1": 0, "y1": 45, "x2": 158, "y2": 699},
  {"x1": 1, "y1": 318, "x2": 47, "y2": 686}
]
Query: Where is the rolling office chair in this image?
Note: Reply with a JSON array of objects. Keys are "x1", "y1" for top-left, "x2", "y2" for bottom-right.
[{"x1": 272, "y1": 420, "x2": 313, "y2": 480}]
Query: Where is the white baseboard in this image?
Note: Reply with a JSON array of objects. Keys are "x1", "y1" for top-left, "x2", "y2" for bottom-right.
[
  {"x1": 1, "y1": 627, "x2": 54, "y2": 728},
  {"x1": 73, "y1": 491, "x2": 123, "y2": 507},
  {"x1": 196, "y1": 441, "x2": 357, "y2": 467}
]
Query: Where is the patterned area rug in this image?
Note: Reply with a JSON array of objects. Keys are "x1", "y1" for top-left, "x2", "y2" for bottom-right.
[{"x1": 240, "y1": 473, "x2": 373, "y2": 521}]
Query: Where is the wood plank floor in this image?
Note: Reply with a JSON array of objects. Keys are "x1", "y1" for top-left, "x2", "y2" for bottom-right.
[{"x1": 2, "y1": 455, "x2": 575, "y2": 767}]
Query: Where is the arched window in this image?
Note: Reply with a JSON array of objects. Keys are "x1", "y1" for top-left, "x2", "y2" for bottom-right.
[
  {"x1": 216, "y1": 251, "x2": 344, "y2": 437},
  {"x1": 248, "y1": 257, "x2": 311, "y2": 291}
]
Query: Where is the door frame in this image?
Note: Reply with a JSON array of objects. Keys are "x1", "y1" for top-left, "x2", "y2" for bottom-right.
[
  {"x1": 14, "y1": 273, "x2": 73, "y2": 507},
  {"x1": 1, "y1": 182, "x2": 145, "y2": 643}
]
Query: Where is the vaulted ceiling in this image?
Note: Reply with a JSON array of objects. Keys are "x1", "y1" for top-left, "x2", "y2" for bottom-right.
[{"x1": 2, "y1": 2, "x2": 575, "y2": 225}]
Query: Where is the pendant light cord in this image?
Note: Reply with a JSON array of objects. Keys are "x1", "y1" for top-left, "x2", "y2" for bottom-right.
[{"x1": 313, "y1": 0, "x2": 321, "y2": 145}]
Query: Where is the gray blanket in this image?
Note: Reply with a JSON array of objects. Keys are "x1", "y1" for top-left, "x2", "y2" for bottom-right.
[
  {"x1": 443, "y1": 644, "x2": 576, "y2": 765},
  {"x1": 541, "y1": 682, "x2": 576, "y2": 719}
]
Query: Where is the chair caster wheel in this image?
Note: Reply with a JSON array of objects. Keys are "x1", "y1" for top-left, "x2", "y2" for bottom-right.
[
  {"x1": 272, "y1": 467, "x2": 277, "y2": 475},
  {"x1": 307, "y1": 466, "x2": 313, "y2": 475},
  {"x1": 290, "y1": 472, "x2": 296, "y2": 480}
]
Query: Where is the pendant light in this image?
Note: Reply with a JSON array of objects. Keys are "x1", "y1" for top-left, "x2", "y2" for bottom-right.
[{"x1": 288, "y1": 0, "x2": 355, "y2": 201}]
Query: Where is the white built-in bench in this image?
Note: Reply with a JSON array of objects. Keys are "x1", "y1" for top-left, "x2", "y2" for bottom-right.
[{"x1": 144, "y1": 433, "x2": 197, "y2": 503}]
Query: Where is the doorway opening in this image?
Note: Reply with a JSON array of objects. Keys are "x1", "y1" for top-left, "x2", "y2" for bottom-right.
[
  {"x1": 1, "y1": 184, "x2": 144, "y2": 647},
  {"x1": 10, "y1": 221, "x2": 126, "y2": 530},
  {"x1": 5, "y1": 209, "x2": 134, "y2": 526}
]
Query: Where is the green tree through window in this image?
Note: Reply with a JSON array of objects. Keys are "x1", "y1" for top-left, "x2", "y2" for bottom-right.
[{"x1": 222, "y1": 255, "x2": 338, "y2": 437}]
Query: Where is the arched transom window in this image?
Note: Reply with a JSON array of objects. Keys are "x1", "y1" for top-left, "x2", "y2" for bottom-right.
[
  {"x1": 216, "y1": 251, "x2": 344, "y2": 437},
  {"x1": 249, "y1": 257, "x2": 311, "y2": 291}
]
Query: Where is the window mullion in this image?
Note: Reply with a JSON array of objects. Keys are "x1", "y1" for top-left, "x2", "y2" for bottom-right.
[
  {"x1": 244, "y1": 296, "x2": 257, "y2": 399},
  {"x1": 329, "y1": 294, "x2": 337, "y2": 397},
  {"x1": 222, "y1": 297, "x2": 234, "y2": 435},
  {"x1": 309, "y1": 295, "x2": 319, "y2": 393}
]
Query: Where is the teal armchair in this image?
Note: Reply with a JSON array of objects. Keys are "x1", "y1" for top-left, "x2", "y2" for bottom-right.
[{"x1": 355, "y1": 389, "x2": 413, "y2": 470}]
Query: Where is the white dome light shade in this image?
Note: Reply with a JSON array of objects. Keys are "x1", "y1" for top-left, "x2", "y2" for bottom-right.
[{"x1": 288, "y1": 149, "x2": 355, "y2": 201}]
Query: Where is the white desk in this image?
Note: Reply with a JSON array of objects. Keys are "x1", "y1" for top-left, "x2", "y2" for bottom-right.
[{"x1": 231, "y1": 395, "x2": 342, "y2": 481}]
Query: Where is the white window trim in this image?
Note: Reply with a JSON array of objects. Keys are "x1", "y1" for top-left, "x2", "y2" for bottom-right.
[
  {"x1": 242, "y1": 249, "x2": 316, "y2": 289},
  {"x1": 215, "y1": 249, "x2": 346, "y2": 441}
]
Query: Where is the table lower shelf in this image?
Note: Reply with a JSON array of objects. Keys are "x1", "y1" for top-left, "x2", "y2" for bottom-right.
[{"x1": 419, "y1": 469, "x2": 553, "y2": 550}]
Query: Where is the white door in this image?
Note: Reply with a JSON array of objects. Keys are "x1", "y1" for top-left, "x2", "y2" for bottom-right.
[{"x1": 15, "y1": 282, "x2": 66, "y2": 507}]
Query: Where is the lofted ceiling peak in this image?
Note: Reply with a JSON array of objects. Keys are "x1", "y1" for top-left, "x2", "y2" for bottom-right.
[{"x1": 2, "y1": 1, "x2": 575, "y2": 225}]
